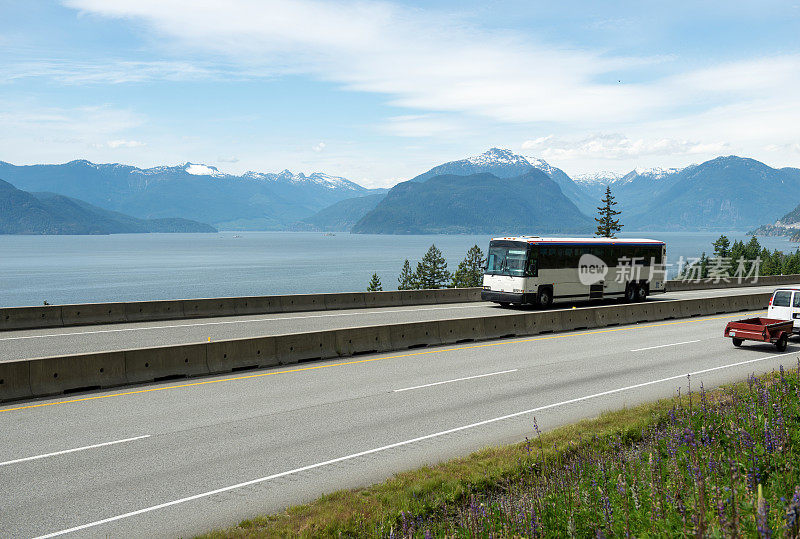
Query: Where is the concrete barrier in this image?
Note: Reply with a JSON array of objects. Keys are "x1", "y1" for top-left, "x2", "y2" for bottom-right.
[
  {"x1": 0, "y1": 361, "x2": 32, "y2": 401},
  {"x1": 207, "y1": 337, "x2": 277, "y2": 373},
  {"x1": 124, "y1": 300, "x2": 185, "y2": 323},
  {"x1": 483, "y1": 314, "x2": 525, "y2": 340},
  {"x1": 233, "y1": 296, "x2": 280, "y2": 316},
  {"x1": 275, "y1": 331, "x2": 337, "y2": 364},
  {"x1": 665, "y1": 274, "x2": 800, "y2": 292},
  {"x1": 0, "y1": 306, "x2": 62, "y2": 331},
  {"x1": 558, "y1": 307, "x2": 599, "y2": 332},
  {"x1": 5, "y1": 272, "x2": 789, "y2": 334},
  {"x1": 60, "y1": 302, "x2": 127, "y2": 326},
  {"x1": 323, "y1": 293, "x2": 367, "y2": 311},
  {"x1": 335, "y1": 326, "x2": 393, "y2": 356},
  {"x1": 593, "y1": 304, "x2": 629, "y2": 327},
  {"x1": 29, "y1": 351, "x2": 127, "y2": 397},
  {"x1": 438, "y1": 318, "x2": 487, "y2": 344},
  {"x1": 524, "y1": 310, "x2": 562, "y2": 335},
  {"x1": 2, "y1": 291, "x2": 776, "y2": 403},
  {"x1": 183, "y1": 298, "x2": 240, "y2": 319},
  {"x1": 364, "y1": 291, "x2": 404, "y2": 308},
  {"x1": 389, "y1": 323, "x2": 442, "y2": 349},
  {"x1": 125, "y1": 344, "x2": 208, "y2": 384},
  {"x1": 277, "y1": 294, "x2": 326, "y2": 313}
]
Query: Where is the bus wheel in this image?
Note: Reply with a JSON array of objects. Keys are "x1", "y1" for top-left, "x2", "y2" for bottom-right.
[
  {"x1": 499, "y1": 302, "x2": 510, "y2": 307},
  {"x1": 536, "y1": 288, "x2": 553, "y2": 308},
  {"x1": 636, "y1": 283, "x2": 648, "y2": 302},
  {"x1": 624, "y1": 284, "x2": 636, "y2": 303}
]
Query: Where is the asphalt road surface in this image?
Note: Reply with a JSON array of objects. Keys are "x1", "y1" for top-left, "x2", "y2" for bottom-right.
[
  {"x1": 2, "y1": 306, "x2": 798, "y2": 537},
  {"x1": 0, "y1": 283, "x2": 790, "y2": 363}
]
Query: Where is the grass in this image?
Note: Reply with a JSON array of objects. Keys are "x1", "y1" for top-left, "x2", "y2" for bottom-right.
[{"x1": 200, "y1": 360, "x2": 800, "y2": 538}]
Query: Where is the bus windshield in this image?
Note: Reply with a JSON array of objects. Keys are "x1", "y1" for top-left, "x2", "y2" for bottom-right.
[{"x1": 486, "y1": 242, "x2": 529, "y2": 277}]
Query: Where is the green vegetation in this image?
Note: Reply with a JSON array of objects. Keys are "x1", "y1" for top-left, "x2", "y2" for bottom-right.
[
  {"x1": 201, "y1": 365, "x2": 800, "y2": 538},
  {"x1": 681, "y1": 235, "x2": 800, "y2": 279},
  {"x1": 366, "y1": 273, "x2": 383, "y2": 292},
  {"x1": 392, "y1": 244, "x2": 485, "y2": 290},
  {"x1": 450, "y1": 245, "x2": 486, "y2": 288},
  {"x1": 595, "y1": 185, "x2": 622, "y2": 238}
]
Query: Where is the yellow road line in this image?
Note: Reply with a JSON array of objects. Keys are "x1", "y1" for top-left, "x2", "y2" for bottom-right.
[{"x1": 0, "y1": 311, "x2": 762, "y2": 414}]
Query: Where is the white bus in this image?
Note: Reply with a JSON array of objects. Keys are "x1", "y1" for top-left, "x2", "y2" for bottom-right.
[{"x1": 481, "y1": 236, "x2": 667, "y2": 307}]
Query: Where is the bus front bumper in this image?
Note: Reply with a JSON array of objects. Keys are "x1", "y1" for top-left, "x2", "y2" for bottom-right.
[{"x1": 481, "y1": 290, "x2": 532, "y2": 304}]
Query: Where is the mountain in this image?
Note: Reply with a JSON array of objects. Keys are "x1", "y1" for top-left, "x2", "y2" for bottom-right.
[
  {"x1": 625, "y1": 156, "x2": 800, "y2": 230},
  {"x1": 291, "y1": 192, "x2": 387, "y2": 231},
  {"x1": 409, "y1": 148, "x2": 597, "y2": 215},
  {"x1": 0, "y1": 160, "x2": 372, "y2": 230},
  {"x1": 749, "y1": 198, "x2": 800, "y2": 241},
  {"x1": 0, "y1": 179, "x2": 216, "y2": 234},
  {"x1": 351, "y1": 170, "x2": 593, "y2": 235},
  {"x1": 573, "y1": 167, "x2": 687, "y2": 215}
]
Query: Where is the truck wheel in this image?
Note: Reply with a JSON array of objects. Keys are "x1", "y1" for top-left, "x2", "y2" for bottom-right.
[
  {"x1": 732, "y1": 338, "x2": 743, "y2": 347},
  {"x1": 776, "y1": 335, "x2": 788, "y2": 352},
  {"x1": 537, "y1": 288, "x2": 553, "y2": 308}
]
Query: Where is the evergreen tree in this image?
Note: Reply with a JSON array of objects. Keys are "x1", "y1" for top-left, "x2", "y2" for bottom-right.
[
  {"x1": 415, "y1": 244, "x2": 452, "y2": 289},
  {"x1": 712, "y1": 235, "x2": 731, "y2": 258},
  {"x1": 397, "y1": 259, "x2": 417, "y2": 290},
  {"x1": 595, "y1": 186, "x2": 623, "y2": 238},
  {"x1": 367, "y1": 272, "x2": 383, "y2": 292},
  {"x1": 451, "y1": 245, "x2": 486, "y2": 288}
]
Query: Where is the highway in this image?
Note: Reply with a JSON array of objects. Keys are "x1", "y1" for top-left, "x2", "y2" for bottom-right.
[
  {"x1": 2, "y1": 305, "x2": 798, "y2": 537},
  {"x1": 0, "y1": 283, "x2": 790, "y2": 363}
]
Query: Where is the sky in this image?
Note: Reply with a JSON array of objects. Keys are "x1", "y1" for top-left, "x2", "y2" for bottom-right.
[{"x1": 1, "y1": 0, "x2": 799, "y2": 187}]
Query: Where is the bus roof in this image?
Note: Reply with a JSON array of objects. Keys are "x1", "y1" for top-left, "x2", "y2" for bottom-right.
[{"x1": 490, "y1": 236, "x2": 665, "y2": 245}]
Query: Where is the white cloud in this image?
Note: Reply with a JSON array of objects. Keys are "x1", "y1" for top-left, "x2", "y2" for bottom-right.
[
  {"x1": 0, "y1": 60, "x2": 241, "y2": 85},
  {"x1": 105, "y1": 139, "x2": 146, "y2": 148},
  {"x1": 217, "y1": 156, "x2": 240, "y2": 163},
  {"x1": 382, "y1": 115, "x2": 462, "y2": 138},
  {"x1": 522, "y1": 133, "x2": 731, "y2": 160},
  {"x1": 312, "y1": 141, "x2": 326, "y2": 152}
]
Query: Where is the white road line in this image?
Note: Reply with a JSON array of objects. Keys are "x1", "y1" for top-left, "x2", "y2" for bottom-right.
[
  {"x1": 0, "y1": 435, "x2": 150, "y2": 467},
  {"x1": 393, "y1": 369, "x2": 518, "y2": 393},
  {"x1": 631, "y1": 339, "x2": 704, "y2": 352},
  {"x1": 0, "y1": 305, "x2": 483, "y2": 342},
  {"x1": 33, "y1": 349, "x2": 795, "y2": 539}
]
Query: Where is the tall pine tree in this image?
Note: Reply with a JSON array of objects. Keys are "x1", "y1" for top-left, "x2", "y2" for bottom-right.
[
  {"x1": 416, "y1": 244, "x2": 452, "y2": 289},
  {"x1": 451, "y1": 244, "x2": 485, "y2": 288},
  {"x1": 595, "y1": 186, "x2": 622, "y2": 238},
  {"x1": 397, "y1": 259, "x2": 417, "y2": 290}
]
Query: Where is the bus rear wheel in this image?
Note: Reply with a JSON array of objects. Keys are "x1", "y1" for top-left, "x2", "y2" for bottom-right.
[
  {"x1": 635, "y1": 283, "x2": 648, "y2": 302},
  {"x1": 536, "y1": 287, "x2": 553, "y2": 308}
]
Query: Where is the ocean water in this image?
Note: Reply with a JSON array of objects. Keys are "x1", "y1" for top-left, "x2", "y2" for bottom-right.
[{"x1": 0, "y1": 231, "x2": 797, "y2": 307}]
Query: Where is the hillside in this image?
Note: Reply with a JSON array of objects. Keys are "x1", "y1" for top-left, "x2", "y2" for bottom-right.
[
  {"x1": 291, "y1": 192, "x2": 386, "y2": 231},
  {"x1": 0, "y1": 160, "x2": 373, "y2": 230},
  {"x1": 0, "y1": 179, "x2": 216, "y2": 234},
  {"x1": 625, "y1": 156, "x2": 800, "y2": 230},
  {"x1": 410, "y1": 148, "x2": 596, "y2": 215},
  {"x1": 351, "y1": 170, "x2": 593, "y2": 234}
]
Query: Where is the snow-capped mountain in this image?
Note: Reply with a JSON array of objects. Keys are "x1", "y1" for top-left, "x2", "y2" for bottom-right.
[
  {"x1": 0, "y1": 159, "x2": 373, "y2": 230},
  {"x1": 408, "y1": 148, "x2": 597, "y2": 215},
  {"x1": 243, "y1": 169, "x2": 358, "y2": 190},
  {"x1": 573, "y1": 171, "x2": 625, "y2": 186}
]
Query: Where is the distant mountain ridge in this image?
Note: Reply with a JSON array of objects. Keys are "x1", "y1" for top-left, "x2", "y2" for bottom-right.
[
  {"x1": 0, "y1": 159, "x2": 376, "y2": 231},
  {"x1": 352, "y1": 170, "x2": 593, "y2": 235},
  {"x1": 0, "y1": 178, "x2": 216, "y2": 234}
]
